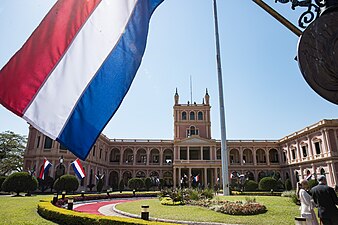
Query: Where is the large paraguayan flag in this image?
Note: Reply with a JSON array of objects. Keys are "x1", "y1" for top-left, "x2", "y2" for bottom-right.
[
  {"x1": 71, "y1": 158, "x2": 86, "y2": 179},
  {"x1": 0, "y1": 0, "x2": 164, "y2": 160},
  {"x1": 39, "y1": 159, "x2": 52, "y2": 180}
]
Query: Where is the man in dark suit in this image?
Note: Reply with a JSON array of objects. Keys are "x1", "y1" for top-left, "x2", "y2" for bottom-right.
[{"x1": 310, "y1": 175, "x2": 338, "y2": 225}]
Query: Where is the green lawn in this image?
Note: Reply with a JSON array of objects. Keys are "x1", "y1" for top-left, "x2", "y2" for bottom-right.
[
  {"x1": 0, "y1": 194, "x2": 56, "y2": 225},
  {"x1": 116, "y1": 196, "x2": 304, "y2": 225}
]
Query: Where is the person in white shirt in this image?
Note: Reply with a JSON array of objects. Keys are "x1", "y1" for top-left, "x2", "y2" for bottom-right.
[{"x1": 297, "y1": 179, "x2": 319, "y2": 225}]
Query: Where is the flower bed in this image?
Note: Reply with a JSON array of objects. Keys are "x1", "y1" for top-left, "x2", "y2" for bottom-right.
[
  {"x1": 160, "y1": 197, "x2": 185, "y2": 206},
  {"x1": 187, "y1": 198, "x2": 267, "y2": 215}
]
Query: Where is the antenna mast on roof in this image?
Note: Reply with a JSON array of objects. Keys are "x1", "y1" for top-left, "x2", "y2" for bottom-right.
[{"x1": 190, "y1": 75, "x2": 193, "y2": 104}]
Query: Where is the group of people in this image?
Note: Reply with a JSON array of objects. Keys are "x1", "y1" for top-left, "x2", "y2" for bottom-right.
[{"x1": 297, "y1": 175, "x2": 338, "y2": 225}]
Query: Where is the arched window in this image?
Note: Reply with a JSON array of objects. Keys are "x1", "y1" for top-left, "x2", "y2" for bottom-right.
[
  {"x1": 190, "y1": 126, "x2": 196, "y2": 135},
  {"x1": 320, "y1": 168, "x2": 326, "y2": 176},
  {"x1": 198, "y1": 111, "x2": 203, "y2": 120},
  {"x1": 189, "y1": 111, "x2": 195, "y2": 120},
  {"x1": 295, "y1": 171, "x2": 300, "y2": 182},
  {"x1": 314, "y1": 141, "x2": 321, "y2": 155},
  {"x1": 182, "y1": 112, "x2": 187, "y2": 120}
]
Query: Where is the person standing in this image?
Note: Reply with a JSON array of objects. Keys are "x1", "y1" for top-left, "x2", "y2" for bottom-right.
[
  {"x1": 297, "y1": 180, "x2": 319, "y2": 225},
  {"x1": 310, "y1": 175, "x2": 338, "y2": 225}
]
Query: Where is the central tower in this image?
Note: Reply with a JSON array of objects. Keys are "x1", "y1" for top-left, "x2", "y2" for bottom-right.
[{"x1": 173, "y1": 89, "x2": 211, "y2": 140}]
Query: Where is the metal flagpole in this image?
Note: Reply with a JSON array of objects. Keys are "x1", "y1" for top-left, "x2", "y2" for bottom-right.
[{"x1": 212, "y1": 0, "x2": 229, "y2": 196}]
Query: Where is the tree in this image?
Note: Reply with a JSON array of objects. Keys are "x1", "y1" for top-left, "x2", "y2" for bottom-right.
[
  {"x1": 119, "y1": 179, "x2": 124, "y2": 193},
  {"x1": 38, "y1": 176, "x2": 54, "y2": 192},
  {"x1": 96, "y1": 178, "x2": 103, "y2": 193},
  {"x1": 144, "y1": 177, "x2": 152, "y2": 191},
  {"x1": 0, "y1": 131, "x2": 26, "y2": 176},
  {"x1": 285, "y1": 179, "x2": 292, "y2": 191},
  {"x1": 0, "y1": 176, "x2": 7, "y2": 191},
  {"x1": 244, "y1": 180, "x2": 258, "y2": 191},
  {"x1": 308, "y1": 179, "x2": 319, "y2": 189},
  {"x1": 259, "y1": 177, "x2": 277, "y2": 191},
  {"x1": 1, "y1": 172, "x2": 38, "y2": 195},
  {"x1": 53, "y1": 175, "x2": 79, "y2": 193},
  {"x1": 128, "y1": 178, "x2": 144, "y2": 191}
]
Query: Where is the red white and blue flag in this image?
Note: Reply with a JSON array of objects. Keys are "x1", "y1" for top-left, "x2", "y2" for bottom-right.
[
  {"x1": 39, "y1": 159, "x2": 52, "y2": 180},
  {"x1": 71, "y1": 158, "x2": 86, "y2": 179},
  {"x1": 0, "y1": 0, "x2": 164, "y2": 160}
]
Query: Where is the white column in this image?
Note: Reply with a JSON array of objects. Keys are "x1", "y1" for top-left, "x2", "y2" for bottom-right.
[
  {"x1": 200, "y1": 146, "x2": 203, "y2": 160},
  {"x1": 266, "y1": 148, "x2": 270, "y2": 165},
  {"x1": 296, "y1": 141, "x2": 301, "y2": 162},
  {"x1": 322, "y1": 130, "x2": 329, "y2": 156},
  {"x1": 329, "y1": 163, "x2": 337, "y2": 187},
  {"x1": 173, "y1": 168, "x2": 177, "y2": 188},
  {"x1": 240, "y1": 147, "x2": 243, "y2": 166},
  {"x1": 307, "y1": 137, "x2": 314, "y2": 160},
  {"x1": 133, "y1": 148, "x2": 136, "y2": 166},
  {"x1": 187, "y1": 146, "x2": 190, "y2": 161},
  {"x1": 204, "y1": 168, "x2": 208, "y2": 186},
  {"x1": 160, "y1": 147, "x2": 163, "y2": 166}
]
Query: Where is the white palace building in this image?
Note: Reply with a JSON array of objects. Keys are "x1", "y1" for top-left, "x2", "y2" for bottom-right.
[{"x1": 23, "y1": 90, "x2": 338, "y2": 190}]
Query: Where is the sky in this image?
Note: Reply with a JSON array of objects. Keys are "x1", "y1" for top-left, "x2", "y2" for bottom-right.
[{"x1": 0, "y1": 0, "x2": 337, "y2": 141}]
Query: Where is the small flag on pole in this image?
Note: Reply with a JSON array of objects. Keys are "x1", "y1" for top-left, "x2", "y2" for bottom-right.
[
  {"x1": 71, "y1": 158, "x2": 86, "y2": 179},
  {"x1": 39, "y1": 159, "x2": 52, "y2": 180},
  {"x1": 0, "y1": 0, "x2": 164, "y2": 160}
]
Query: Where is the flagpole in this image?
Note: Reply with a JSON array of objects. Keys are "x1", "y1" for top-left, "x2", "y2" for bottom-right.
[{"x1": 212, "y1": 0, "x2": 229, "y2": 196}]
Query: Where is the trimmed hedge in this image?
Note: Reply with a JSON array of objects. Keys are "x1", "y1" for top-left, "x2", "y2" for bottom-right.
[
  {"x1": 231, "y1": 191, "x2": 282, "y2": 196},
  {"x1": 38, "y1": 201, "x2": 177, "y2": 225},
  {"x1": 259, "y1": 177, "x2": 277, "y2": 191},
  {"x1": 53, "y1": 175, "x2": 79, "y2": 193},
  {"x1": 244, "y1": 180, "x2": 258, "y2": 191},
  {"x1": 2, "y1": 172, "x2": 38, "y2": 195}
]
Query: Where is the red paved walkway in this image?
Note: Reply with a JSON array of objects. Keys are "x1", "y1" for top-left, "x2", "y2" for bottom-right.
[{"x1": 74, "y1": 199, "x2": 132, "y2": 215}]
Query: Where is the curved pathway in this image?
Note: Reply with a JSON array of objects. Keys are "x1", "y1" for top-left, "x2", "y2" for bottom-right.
[
  {"x1": 73, "y1": 198, "x2": 237, "y2": 225},
  {"x1": 74, "y1": 199, "x2": 132, "y2": 216}
]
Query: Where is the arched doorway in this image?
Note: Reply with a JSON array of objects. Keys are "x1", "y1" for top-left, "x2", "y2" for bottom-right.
[{"x1": 108, "y1": 171, "x2": 119, "y2": 190}]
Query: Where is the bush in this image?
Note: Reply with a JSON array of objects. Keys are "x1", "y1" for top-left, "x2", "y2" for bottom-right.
[
  {"x1": 160, "y1": 197, "x2": 185, "y2": 206},
  {"x1": 0, "y1": 176, "x2": 6, "y2": 191},
  {"x1": 201, "y1": 188, "x2": 214, "y2": 199},
  {"x1": 276, "y1": 179, "x2": 285, "y2": 190},
  {"x1": 281, "y1": 190, "x2": 296, "y2": 198},
  {"x1": 231, "y1": 191, "x2": 282, "y2": 196},
  {"x1": 53, "y1": 175, "x2": 79, "y2": 193},
  {"x1": 96, "y1": 179, "x2": 103, "y2": 193},
  {"x1": 285, "y1": 179, "x2": 292, "y2": 191},
  {"x1": 308, "y1": 179, "x2": 319, "y2": 189},
  {"x1": 119, "y1": 180, "x2": 124, "y2": 193},
  {"x1": 244, "y1": 180, "x2": 258, "y2": 191},
  {"x1": 144, "y1": 177, "x2": 152, "y2": 191},
  {"x1": 128, "y1": 178, "x2": 144, "y2": 191},
  {"x1": 259, "y1": 177, "x2": 277, "y2": 191},
  {"x1": 38, "y1": 176, "x2": 54, "y2": 192},
  {"x1": 1, "y1": 172, "x2": 38, "y2": 195},
  {"x1": 188, "y1": 189, "x2": 200, "y2": 201}
]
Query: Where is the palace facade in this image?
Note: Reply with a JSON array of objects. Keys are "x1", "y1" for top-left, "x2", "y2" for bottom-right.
[{"x1": 23, "y1": 90, "x2": 338, "y2": 189}]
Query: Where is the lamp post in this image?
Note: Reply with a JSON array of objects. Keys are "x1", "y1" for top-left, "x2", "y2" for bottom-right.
[
  {"x1": 141, "y1": 205, "x2": 149, "y2": 220},
  {"x1": 52, "y1": 193, "x2": 58, "y2": 205},
  {"x1": 62, "y1": 191, "x2": 66, "y2": 199},
  {"x1": 67, "y1": 198, "x2": 74, "y2": 210}
]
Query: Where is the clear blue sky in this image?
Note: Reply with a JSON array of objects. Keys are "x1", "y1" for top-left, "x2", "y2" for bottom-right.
[{"x1": 0, "y1": 0, "x2": 336, "y2": 141}]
